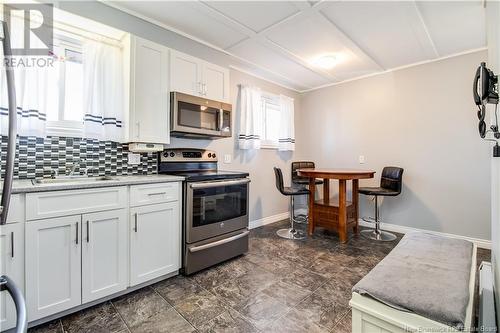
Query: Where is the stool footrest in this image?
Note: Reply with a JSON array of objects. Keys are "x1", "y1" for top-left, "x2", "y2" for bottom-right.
[{"x1": 362, "y1": 217, "x2": 377, "y2": 224}]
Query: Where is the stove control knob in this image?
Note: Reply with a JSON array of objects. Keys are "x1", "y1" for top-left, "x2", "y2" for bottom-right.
[
  {"x1": 163, "y1": 151, "x2": 169, "y2": 157},
  {"x1": 170, "y1": 152, "x2": 175, "y2": 157},
  {"x1": 208, "y1": 153, "x2": 212, "y2": 158},
  {"x1": 212, "y1": 153, "x2": 216, "y2": 158}
]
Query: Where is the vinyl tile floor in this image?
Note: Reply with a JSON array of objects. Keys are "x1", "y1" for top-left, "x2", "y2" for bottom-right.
[{"x1": 28, "y1": 220, "x2": 490, "y2": 333}]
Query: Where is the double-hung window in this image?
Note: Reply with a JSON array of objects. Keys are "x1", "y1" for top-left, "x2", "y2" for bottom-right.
[
  {"x1": 46, "y1": 37, "x2": 85, "y2": 137},
  {"x1": 261, "y1": 93, "x2": 281, "y2": 149}
]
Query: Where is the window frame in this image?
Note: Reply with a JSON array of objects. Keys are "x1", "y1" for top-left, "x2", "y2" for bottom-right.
[
  {"x1": 260, "y1": 92, "x2": 281, "y2": 149},
  {"x1": 45, "y1": 35, "x2": 85, "y2": 138}
]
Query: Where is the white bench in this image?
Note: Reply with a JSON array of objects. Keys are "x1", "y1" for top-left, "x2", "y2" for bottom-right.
[{"x1": 350, "y1": 234, "x2": 477, "y2": 333}]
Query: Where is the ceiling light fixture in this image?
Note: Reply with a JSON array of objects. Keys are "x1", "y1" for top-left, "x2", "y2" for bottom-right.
[{"x1": 312, "y1": 55, "x2": 337, "y2": 69}]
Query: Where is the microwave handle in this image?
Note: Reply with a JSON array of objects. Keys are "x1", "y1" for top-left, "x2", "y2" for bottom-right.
[{"x1": 218, "y1": 109, "x2": 223, "y2": 131}]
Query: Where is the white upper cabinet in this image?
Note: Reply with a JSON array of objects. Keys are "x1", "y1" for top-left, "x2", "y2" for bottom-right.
[
  {"x1": 0, "y1": 223, "x2": 24, "y2": 332},
  {"x1": 203, "y1": 62, "x2": 230, "y2": 102},
  {"x1": 170, "y1": 50, "x2": 230, "y2": 102},
  {"x1": 128, "y1": 36, "x2": 170, "y2": 145},
  {"x1": 170, "y1": 50, "x2": 202, "y2": 97}
]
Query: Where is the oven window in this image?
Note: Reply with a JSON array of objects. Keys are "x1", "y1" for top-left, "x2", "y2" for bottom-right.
[
  {"x1": 192, "y1": 184, "x2": 247, "y2": 227},
  {"x1": 178, "y1": 101, "x2": 219, "y2": 130}
]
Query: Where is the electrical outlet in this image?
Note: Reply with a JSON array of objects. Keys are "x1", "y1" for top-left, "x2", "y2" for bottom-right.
[
  {"x1": 128, "y1": 153, "x2": 141, "y2": 165},
  {"x1": 359, "y1": 155, "x2": 365, "y2": 164},
  {"x1": 224, "y1": 154, "x2": 232, "y2": 164}
]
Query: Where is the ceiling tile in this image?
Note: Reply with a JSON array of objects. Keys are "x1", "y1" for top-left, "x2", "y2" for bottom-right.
[
  {"x1": 116, "y1": 1, "x2": 247, "y2": 49},
  {"x1": 266, "y1": 12, "x2": 379, "y2": 81},
  {"x1": 229, "y1": 39, "x2": 330, "y2": 89},
  {"x1": 202, "y1": 1, "x2": 300, "y2": 33},
  {"x1": 321, "y1": 1, "x2": 437, "y2": 69},
  {"x1": 416, "y1": 1, "x2": 486, "y2": 56}
]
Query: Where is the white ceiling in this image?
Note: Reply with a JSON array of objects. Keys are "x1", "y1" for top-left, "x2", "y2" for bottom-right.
[{"x1": 111, "y1": 1, "x2": 486, "y2": 92}]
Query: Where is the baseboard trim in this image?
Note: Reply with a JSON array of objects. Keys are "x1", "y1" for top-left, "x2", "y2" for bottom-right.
[
  {"x1": 249, "y1": 212, "x2": 289, "y2": 229},
  {"x1": 359, "y1": 219, "x2": 492, "y2": 249}
]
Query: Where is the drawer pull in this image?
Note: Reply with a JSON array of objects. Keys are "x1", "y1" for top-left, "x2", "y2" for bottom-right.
[
  {"x1": 147, "y1": 192, "x2": 166, "y2": 196},
  {"x1": 189, "y1": 230, "x2": 249, "y2": 253}
]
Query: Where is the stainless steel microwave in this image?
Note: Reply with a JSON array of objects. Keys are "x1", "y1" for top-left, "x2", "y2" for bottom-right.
[{"x1": 170, "y1": 92, "x2": 232, "y2": 139}]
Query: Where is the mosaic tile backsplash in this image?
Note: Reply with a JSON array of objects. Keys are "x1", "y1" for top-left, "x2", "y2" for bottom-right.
[{"x1": 0, "y1": 136, "x2": 158, "y2": 179}]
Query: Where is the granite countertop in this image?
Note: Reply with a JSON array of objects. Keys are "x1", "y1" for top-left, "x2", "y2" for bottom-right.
[{"x1": 4, "y1": 174, "x2": 185, "y2": 194}]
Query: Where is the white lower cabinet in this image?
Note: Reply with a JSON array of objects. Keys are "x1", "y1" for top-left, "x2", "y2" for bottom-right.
[
  {"x1": 26, "y1": 216, "x2": 82, "y2": 321},
  {"x1": 25, "y1": 209, "x2": 129, "y2": 321},
  {"x1": 0, "y1": 222, "x2": 24, "y2": 332},
  {"x1": 17, "y1": 182, "x2": 181, "y2": 328},
  {"x1": 130, "y1": 202, "x2": 180, "y2": 286},
  {"x1": 82, "y1": 209, "x2": 127, "y2": 303}
]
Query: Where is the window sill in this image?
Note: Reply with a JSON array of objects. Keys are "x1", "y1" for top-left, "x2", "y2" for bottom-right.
[
  {"x1": 46, "y1": 121, "x2": 84, "y2": 138},
  {"x1": 260, "y1": 144, "x2": 279, "y2": 150}
]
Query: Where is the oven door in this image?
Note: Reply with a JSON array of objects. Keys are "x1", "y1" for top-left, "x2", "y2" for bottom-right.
[{"x1": 185, "y1": 178, "x2": 250, "y2": 243}]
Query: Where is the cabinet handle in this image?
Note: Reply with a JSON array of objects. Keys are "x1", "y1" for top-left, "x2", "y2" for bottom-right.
[
  {"x1": 147, "y1": 192, "x2": 166, "y2": 196},
  {"x1": 136, "y1": 122, "x2": 140, "y2": 138},
  {"x1": 86, "y1": 221, "x2": 90, "y2": 243},
  {"x1": 203, "y1": 83, "x2": 207, "y2": 95},
  {"x1": 10, "y1": 232, "x2": 14, "y2": 258},
  {"x1": 197, "y1": 82, "x2": 203, "y2": 95},
  {"x1": 134, "y1": 213, "x2": 138, "y2": 233},
  {"x1": 76, "y1": 222, "x2": 79, "y2": 245}
]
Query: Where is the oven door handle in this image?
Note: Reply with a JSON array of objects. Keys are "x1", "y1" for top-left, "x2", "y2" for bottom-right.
[
  {"x1": 189, "y1": 230, "x2": 249, "y2": 253},
  {"x1": 189, "y1": 178, "x2": 250, "y2": 189}
]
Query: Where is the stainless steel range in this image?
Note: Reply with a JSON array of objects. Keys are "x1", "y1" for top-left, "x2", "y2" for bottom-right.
[{"x1": 158, "y1": 148, "x2": 250, "y2": 275}]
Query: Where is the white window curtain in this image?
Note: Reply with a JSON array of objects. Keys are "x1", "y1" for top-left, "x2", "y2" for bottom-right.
[
  {"x1": 82, "y1": 39, "x2": 124, "y2": 142},
  {"x1": 238, "y1": 85, "x2": 263, "y2": 150},
  {"x1": 278, "y1": 95, "x2": 295, "y2": 151},
  {"x1": 0, "y1": 18, "x2": 49, "y2": 138},
  {"x1": 0, "y1": 65, "x2": 50, "y2": 137}
]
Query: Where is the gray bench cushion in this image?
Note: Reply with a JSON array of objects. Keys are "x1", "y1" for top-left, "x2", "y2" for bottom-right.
[{"x1": 352, "y1": 232, "x2": 473, "y2": 330}]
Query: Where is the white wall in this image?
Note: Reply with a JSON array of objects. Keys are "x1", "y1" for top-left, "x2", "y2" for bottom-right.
[
  {"x1": 297, "y1": 51, "x2": 491, "y2": 240},
  {"x1": 486, "y1": 0, "x2": 500, "y2": 325}
]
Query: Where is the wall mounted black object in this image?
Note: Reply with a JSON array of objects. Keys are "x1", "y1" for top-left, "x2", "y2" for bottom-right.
[
  {"x1": 474, "y1": 62, "x2": 500, "y2": 157},
  {"x1": 494, "y1": 143, "x2": 500, "y2": 158}
]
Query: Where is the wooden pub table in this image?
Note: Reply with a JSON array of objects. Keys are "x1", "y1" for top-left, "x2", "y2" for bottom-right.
[{"x1": 297, "y1": 168, "x2": 375, "y2": 243}]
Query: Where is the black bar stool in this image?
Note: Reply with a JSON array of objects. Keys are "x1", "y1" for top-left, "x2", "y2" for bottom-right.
[
  {"x1": 291, "y1": 161, "x2": 323, "y2": 223},
  {"x1": 359, "y1": 166, "x2": 404, "y2": 242},
  {"x1": 274, "y1": 167, "x2": 309, "y2": 240}
]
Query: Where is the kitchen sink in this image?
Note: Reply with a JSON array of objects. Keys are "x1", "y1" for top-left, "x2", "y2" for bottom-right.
[{"x1": 32, "y1": 176, "x2": 117, "y2": 185}]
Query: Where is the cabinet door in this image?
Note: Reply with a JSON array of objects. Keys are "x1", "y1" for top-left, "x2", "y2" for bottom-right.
[
  {"x1": 0, "y1": 223, "x2": 24, "y2": 332},
  {"x1": 81, "y1": 209, "x2": 127, "y2": 303},
  {"x1": 26, "y1": 216, "x2": 82, "y2": 321},
  {"x1": 130, "y1": 202, "x2": 180, "y2": 286},
  {"x1": 203, "y1": 62, "x2": 230, "y2": 102},
  {"x1": 131, "y1": 36, "x2": 170, "y2": 144},
  {"x1": 170, "y1": 50, "x2": 202, "y2": 96}
]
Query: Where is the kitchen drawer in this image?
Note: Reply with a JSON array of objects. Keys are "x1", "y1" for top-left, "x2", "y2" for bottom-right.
[
  {"x1": 130, "y1": 182, "x2": 179, "y2": 207},
  {"x1": 26, "y1": 187, "x2": 127, "y2": 221},
  {"x1": 0, "y1": 194, "x2": 24, "y2": 224}
]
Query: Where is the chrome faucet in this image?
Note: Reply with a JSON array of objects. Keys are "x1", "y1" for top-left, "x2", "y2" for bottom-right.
[{"x1": 67, "y1": 160, "x2": 82, "y2": 177}]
